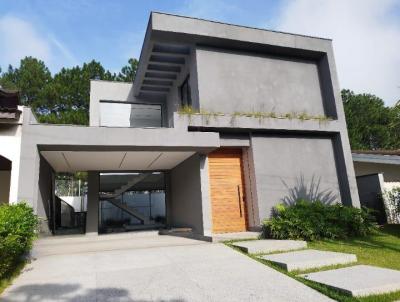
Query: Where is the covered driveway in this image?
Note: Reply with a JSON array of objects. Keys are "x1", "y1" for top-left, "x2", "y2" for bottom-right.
[{"x1": 2, "y1": 233, "x2": 332, "y2": 302}]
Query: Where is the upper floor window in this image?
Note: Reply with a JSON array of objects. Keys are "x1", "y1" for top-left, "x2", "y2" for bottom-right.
[
  {"x1": 179, "y1": 75, "x2": 192, "y2": 107},
  {"x1": 100, "y1": 101, "x2": 162, "y2": 128}
]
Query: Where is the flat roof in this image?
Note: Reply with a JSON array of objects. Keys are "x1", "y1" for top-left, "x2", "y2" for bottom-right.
[
  {"x1": 152, "y1": 11, "x2": 332, "y2": 41},
  {"x1": 352, "y1": 152, "x2": 400, "y2": 165},
  {"x1": 133, "y1": 11, "x2": 333, "y2": 98}
]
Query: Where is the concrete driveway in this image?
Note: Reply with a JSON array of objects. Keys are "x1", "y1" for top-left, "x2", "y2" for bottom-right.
[{"x1": 2, "y1": 232, "x2": 333, "y2": 302}]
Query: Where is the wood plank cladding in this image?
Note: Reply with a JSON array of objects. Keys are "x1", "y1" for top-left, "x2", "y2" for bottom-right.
[{"x1": 208, "y1": 148, "x2": 247, "y2": 233}]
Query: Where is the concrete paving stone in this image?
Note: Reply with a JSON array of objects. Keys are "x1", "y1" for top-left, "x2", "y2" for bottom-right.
[
  {"x1": 260, "y1": 249, "x2": 357, "y2": 271},
  {"x1": 210, "y1": 231, "x2": 261, "y2": 242},
  {"x1": 300, "y1": 265, "x2": 400, "y2": 297},
  {"x1": 2, "y1": 234, "x2": 334, "y2": 302},
  {"x1": 232, "y1": 239, "x2": 307, "y2": 254}
]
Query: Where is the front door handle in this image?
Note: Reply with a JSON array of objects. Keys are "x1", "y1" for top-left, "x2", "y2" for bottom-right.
[{"x1": 237, "y1": 185, "x2": 242, "y2": 217}]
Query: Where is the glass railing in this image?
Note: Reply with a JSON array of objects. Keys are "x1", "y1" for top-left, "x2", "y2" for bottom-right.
[{"x1": 100, "y1": 101, "x2": 163, "y2": 128}]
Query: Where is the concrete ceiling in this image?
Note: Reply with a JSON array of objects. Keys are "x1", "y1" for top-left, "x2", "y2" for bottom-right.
[
  {"x1": 41, "y1": 151, "x2": 194, "y2": 172},
  {"x1": 99, "y1": 173, "x2": 165, "y2": 192},
  {"x1": 135, "y1": 43, "x2": 190, "y2": 99}
]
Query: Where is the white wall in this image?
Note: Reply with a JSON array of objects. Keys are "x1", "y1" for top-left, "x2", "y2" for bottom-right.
[
  {"x1": 58, "y1": 195, "x2": 87, "y2": 212},
  {"x1": 0, "y1": 109, "x2": 23, "y2": 203}
]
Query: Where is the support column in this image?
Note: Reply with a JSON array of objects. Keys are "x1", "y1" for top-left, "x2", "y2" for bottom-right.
[
  {"x1": 86, "y1": 171, "x2": 99, "y2": 234},
  {"x1": 199, "y1": 154, "x2": 212, "y2": 236}
]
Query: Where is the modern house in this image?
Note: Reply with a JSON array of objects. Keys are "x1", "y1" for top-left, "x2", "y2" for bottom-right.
[
  {"x1": 0, "y1": 12, "x2": 360, "y2": 238},
  {"x1": 353, "y1": 150, "x2": 400, "y2": 224}
]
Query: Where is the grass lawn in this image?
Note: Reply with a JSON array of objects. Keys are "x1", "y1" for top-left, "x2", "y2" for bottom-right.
[{"x1": 226, "y1": 224, "x2": 400, "y2": 302}]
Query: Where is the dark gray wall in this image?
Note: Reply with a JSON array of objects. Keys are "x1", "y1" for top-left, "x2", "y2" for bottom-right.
[
  {"x1": 170, "y1": 154, "x2": 204, "y2": 234},
  {"x1": 196, "y1": 47, "x2": 328, "y2": 116},
  {"x1": 36, "y1": 155, "x2": 53, "y2": 234},
  {"x1": 251, "y1": 134, "x2": 342, "y2": 222},
  {"x1": 36, "y1": 156, "x2": 53, "y2": 218},
  {"x1": 356, "y1": 174, "x2": 383, "y2": 206},
  {"x1": 86, "y1": 172, "x2": 99, "y2": 233},
  {"x1": 356, "y1": 173, "x2": 387, "y2": 224}
]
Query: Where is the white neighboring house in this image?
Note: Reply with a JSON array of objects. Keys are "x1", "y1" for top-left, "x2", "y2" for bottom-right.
[
  {"x1": 353, "y1": 150, "x2": 400, "y2": 223},
  {"x1": 0, "y1": 87, "x2": 23, "y2": 204}
]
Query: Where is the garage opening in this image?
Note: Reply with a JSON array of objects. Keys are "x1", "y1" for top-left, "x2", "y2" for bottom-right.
[
  {"x1": 0, "y1": 155, "x2": 11, "y2": 204},
  {"x1": 99, "y1": 172, "x2": 166, "y2": 234}
]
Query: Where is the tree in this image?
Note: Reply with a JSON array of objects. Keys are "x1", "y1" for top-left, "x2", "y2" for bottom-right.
[
  {"x1": 342, "y1": 90, "x2": 399, "y2": 150},
  {"x1": 0, "y1": 57, "x2": 52, "y2": 109},
  {"x1": 117, "y1": 58, "x2": 138, "y2": 82}
]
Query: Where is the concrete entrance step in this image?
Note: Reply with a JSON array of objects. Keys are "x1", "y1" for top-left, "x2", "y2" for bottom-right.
[
  {"x1": 210, "y1": 232, "x2": 261, "y2": 243},
  {"x1": 300, "y1": 265, "x2": 400, "y2": 297},
  {"x1": 260, "y1": 249, "x2": 357, "y2": 271},
  {"x1": 159, "y1": 227, "x2": 193, "y2": 235},
  {"x1": 232, "y1": 239, "x2": 307, "y2": 254}
]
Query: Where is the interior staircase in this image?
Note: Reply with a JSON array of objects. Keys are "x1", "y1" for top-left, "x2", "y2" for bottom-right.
[
  {"x1": 107, "y1": 199, "x2": 149, "y2": 224},
  {"x1": 100, "y1": 173, "x2": 151, "y2": 199},
  {"x1": 99, "y1": 173, "x2": 152, "y2": 224}
]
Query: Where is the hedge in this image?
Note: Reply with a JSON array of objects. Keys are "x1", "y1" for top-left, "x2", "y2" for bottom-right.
[{"x1": 0, "y1": 203, "x2": 38, "y2": 278}]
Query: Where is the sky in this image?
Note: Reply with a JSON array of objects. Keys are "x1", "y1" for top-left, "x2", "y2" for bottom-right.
[{"x1": 0, "y1": 0, "x2": 399, "y2": 105}]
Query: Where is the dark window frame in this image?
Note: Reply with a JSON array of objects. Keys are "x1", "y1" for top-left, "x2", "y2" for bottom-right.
[{"x1": 179, "y1": 75, "x2": 192, "y2": 107}]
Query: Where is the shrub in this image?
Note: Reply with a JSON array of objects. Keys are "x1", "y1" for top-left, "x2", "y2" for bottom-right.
[
  {"x1": 262, "y1": 200, "x2": 377, "y2": 241},
  {"x1": 0, "y1": 203, "x2": 38, "y2": 278}
]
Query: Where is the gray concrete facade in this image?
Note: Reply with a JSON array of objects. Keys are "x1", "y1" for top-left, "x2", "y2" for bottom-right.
[{"x1": 2, "y1": 11, "x2": 360, "y2": 236}]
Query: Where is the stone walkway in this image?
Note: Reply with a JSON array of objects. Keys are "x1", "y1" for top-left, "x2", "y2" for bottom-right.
[
  {"x1": 232, "y1": 239, "x2": 307, "y2": 254},
  {"x1": 233, "y1": 239, "x2": 400, "y2": 297},
  {"x1": 260, "y1": 249, "x2": 357, "y2": 272},
  {"x1": 301, "y1": 265, "x2": 400, "y2": 297}
]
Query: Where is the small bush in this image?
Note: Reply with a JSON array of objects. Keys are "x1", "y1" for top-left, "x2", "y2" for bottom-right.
[
  {"x1": 0, "y1": 203, "x2": 38, "y2": 278},
  {"x1": 262, "y1": 200, "x2": 377, "y2": 241}
]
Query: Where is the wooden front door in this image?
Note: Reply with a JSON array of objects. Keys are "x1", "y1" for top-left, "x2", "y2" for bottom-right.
[{"x1": 208, "y1": 149, "x2": 247, "y2": 233}]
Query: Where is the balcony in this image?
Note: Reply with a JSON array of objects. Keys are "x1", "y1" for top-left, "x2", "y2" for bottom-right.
[{"x1": 99, "y1": 101, "x2": 163, "y2": 128}]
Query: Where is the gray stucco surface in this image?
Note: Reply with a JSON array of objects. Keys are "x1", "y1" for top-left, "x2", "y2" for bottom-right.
[
  {"x1": 86, "y1": 172, "x2": 99, "y2": 234},
  {"x1": 170, "y1": 154, "x2": 204, "y2": 234},
  {"x1": 2, "y1": 233, "x2": 334, "y2": 302},
  {"x1": 16, "y1": 108, "x2": 219, "y2": 220},
  {"x1": 196, "y1": 47, "x2": 326, "y2": 116},
  {"x1": 250, "y1": 134, "x2": 342, "y2": 222}
]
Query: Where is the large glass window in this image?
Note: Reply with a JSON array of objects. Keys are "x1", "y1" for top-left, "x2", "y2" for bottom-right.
[
  {"x1": 100, "y1": 101, "x2": 162, "y2": 127},
  {"x1": 98, "y1": 172, "x2": 166, "y2": 234},
  {"x1": 52, "y1": 172, "x2": 88, "y2": 235},
  {"x1": 179, "y1": 75, "x2": 192, "y2": 107}
]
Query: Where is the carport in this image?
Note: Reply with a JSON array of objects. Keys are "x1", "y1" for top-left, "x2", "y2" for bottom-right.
[{"x1": 40, "y1": 149, "x2": 197, "y2": 234}]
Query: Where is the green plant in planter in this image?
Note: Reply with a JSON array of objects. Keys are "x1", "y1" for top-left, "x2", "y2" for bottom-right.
[
  {"x1": 178, "y1": 105, "x2": 332, "y2": 124},
  {"x1": 262, "y1": 200, "x2": 377, "y2": 241}
]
